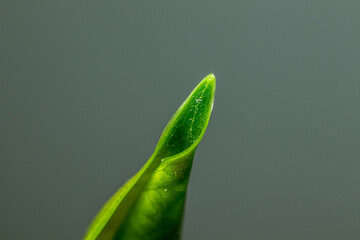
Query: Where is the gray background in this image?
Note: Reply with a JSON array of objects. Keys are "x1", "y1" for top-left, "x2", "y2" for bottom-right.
[{"x1": 1, "y1": 1, "x2": 360, "y2": 239}]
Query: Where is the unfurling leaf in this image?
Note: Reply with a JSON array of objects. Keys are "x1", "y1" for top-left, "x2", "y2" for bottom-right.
[{"x1": 84, "y1": 74, "x2": 216, "y2": 240}]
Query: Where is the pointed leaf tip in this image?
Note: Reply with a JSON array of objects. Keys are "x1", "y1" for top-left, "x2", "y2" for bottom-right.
[
  {"x1": 205, "y1": 73, "x2": 216, "y2": 83},
  {"x1": 154, "y1": 73, "x2": 215, "y2": 160}
]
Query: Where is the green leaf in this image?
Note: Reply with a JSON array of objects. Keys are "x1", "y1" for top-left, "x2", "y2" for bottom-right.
[{"x1": 84, "y1": 74, "x2": 216, "y2": 240}]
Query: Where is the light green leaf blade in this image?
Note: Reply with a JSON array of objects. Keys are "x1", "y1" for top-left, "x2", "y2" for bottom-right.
[{"x1": 84, "y1": 73, "x2": 216, "y2": 240}]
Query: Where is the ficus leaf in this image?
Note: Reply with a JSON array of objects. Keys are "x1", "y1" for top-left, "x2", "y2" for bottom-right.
[{"x1": 84, "y1": 74, "x2": 216, "y2": 240}]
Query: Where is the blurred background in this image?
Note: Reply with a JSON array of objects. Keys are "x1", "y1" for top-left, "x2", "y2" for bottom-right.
[{"x1": 1, "y1": 1, "x2": 360, "y2": 239}]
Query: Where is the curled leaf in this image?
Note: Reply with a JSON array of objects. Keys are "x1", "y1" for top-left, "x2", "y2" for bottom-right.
[{"x1": 84, "y1": 74, "x2": 216, "y2": 240}]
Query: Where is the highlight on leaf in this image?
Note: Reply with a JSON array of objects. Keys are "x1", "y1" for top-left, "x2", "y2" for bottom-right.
[{"x1": 84, "y1": 73, "x2": 216, "y2": 240}]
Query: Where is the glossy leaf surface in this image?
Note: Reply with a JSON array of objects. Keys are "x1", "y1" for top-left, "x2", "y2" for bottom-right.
[{"x1": 84, "y1": 74, "x2": 216, "y2": 240}]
